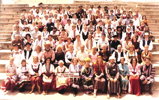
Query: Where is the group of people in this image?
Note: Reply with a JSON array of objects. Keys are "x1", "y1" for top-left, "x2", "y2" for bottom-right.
[{"x1": 1, "y1": 4, "x2": 155, "y2": 98}]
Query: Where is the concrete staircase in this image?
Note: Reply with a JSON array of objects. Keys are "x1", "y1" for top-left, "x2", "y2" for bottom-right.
[{"x1": 0, "y1": 2, "x2": 159, "y2": 92}]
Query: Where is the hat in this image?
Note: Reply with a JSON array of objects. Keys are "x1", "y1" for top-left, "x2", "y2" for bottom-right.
[
  {"x1": 84, "y1": 57, "x2": 91, "y2": 62},
  {"x1": 144, "y1": 32, "x2": 149, "y2": 36},
  {"x1": 58, "y1": 60, "x2": 64, "y2": 64},
  {"x1": 44, "y1": 41, "x2": 51, "y2": 45},
  {"x1": 113, "y1": 35, "x2": 118, "y2": 38},
  {"x1": 109, "y1": 56, "x2": 116, "y2": 60}
]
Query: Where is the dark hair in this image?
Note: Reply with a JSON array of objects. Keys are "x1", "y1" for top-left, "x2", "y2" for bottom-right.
[
  {"x1": 25, "y1": 34, "x2": 31, "y2": 39},
  {"x1": 44, "y1": 57, "x2": 51, "y2": 64},
  {"x1": 130, "y1": 57, "x2": 138, "y2": 65},
  {"x1": 21, "y1": 59, "x2": 26, "y2": 64}
]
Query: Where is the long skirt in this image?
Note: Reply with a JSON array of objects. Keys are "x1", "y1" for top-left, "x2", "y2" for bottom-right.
[
  {"x1": 42, "y1": 76, "x2": 56, "y2": 92},
  {"x1": 129, "y1": 75, "x2": 141, "y2": 95},
  {"x1": 94, "y1": 77, "x2": 105, "y2": 92},
  {"x1": 107, "y1": 79, "x2": 121, "y2": 95},
  {"x1": 1, "y1": 78, "x2": 16, "y2": 91},
  {"x1": 30, "y1": 76, "x2": 42, "y2": 87},
  {"x1": 56, "y1": 77, "x2": 69, "y2": 94}
]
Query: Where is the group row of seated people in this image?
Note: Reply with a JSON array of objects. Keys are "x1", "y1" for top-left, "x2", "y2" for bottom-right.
[
  {"x1": 1, "y1": 55, "x2": 155, "y2": 98},
  {"x1": 1, "y1": 5, "x2": 155, "y2": 98}
]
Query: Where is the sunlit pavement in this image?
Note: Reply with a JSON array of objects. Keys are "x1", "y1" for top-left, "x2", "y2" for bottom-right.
[{"x1": 0, "y1": 90, "x2": 159, "y2": 100}]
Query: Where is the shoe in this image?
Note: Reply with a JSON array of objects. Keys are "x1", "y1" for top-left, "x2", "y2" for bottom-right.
[
  {"x1": 117, "y1": 94, "x2": 121, "y2": 98},
  {"x1": 93, "y1": 93, "x2": 96, "y2": 98},
  {"x1": 42, "y1": 91, "x2": 47, "y2": 95},
  {"x1": 107, "y1": 94, "x2": 110, "y2": 99}
]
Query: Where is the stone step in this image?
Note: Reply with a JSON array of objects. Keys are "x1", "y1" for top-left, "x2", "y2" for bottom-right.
[
  {"x1": 0, "y1": 31, "x2": 12, "y2": 34},
  {"x1": 0, "y1": 50, "x2": 12, "y2": 60},
  {"x1": 152, "y1": 42, "x2": 159, "y2": 52},
  {"x1": 0, "y1": 37, "x2": 11, "y2": 42},
  {"x1": 0, "y1": 18, "x2": 20, "y2": 23},
  {"x1": 0, "y1": 41, "x2": 12, "y2": 50},
  {"x1": 1, "y1": 4, "x2": 29, "y2": 7},
  {"x1": 0, "y1": 20, "x2": 18, "y2": 23},
  {"x1": 152, "y1": 75, "x2": 159, "y2": 91},
  {"x1": 0, "y1": 60, "x2": 8, "y2": 73},
  {"x1": 151, "y1": 52, "x2": 159, "y2": 62},
  {"x1": 0, "y1": 34, "x2": 12, "y2": 38}
]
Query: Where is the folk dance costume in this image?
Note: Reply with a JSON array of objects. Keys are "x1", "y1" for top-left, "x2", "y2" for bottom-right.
[
  {"x1": 55, "y1": 65, "x2": 69, "y2": 94},
  {"x1": 1, "y1": 63, "x2": 17, "y2": 91},
  {"x1": 29, "y1": 63, "x2": 42, "y2": 93},
  {"x1": 128, "y1": 64, "x2": 141, "y2": 95},
  {"x1": 69, "y1": 63, "x2": 82, "y2": 96},
  {"x1": 17, "y1": 65, "x2": 30, "y2": 92},
  {"x1": 41, "y1": 63, "x2": 55, "y2": 94},
  {"x1": 81, "y1": 64, "x2": 94, "y2": 94},
  {"x1": 140, "y1": 63, "x2": 155, "y2": 94},
  {"x1": 106, "y1": 57, "x2": 121, "y2": 98}
]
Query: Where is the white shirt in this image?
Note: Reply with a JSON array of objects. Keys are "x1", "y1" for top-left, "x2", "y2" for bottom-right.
[{"x1": 65, "y1": 51, "x2": 76, "y2": 63}]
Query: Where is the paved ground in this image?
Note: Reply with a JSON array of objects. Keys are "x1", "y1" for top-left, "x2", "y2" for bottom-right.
[{"x1": 0, "y1": 90, "x2": 159, "y2": 100}]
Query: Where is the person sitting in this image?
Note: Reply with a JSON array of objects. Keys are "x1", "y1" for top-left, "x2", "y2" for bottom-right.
[
  {"x1": 81, "y1": 58, "x2": 93, "y2": 94},
  {"x1": 93, "y1": 56, "x2": 106, "y2": 97},
  {"x1": 141, "y1": 45, "x2": 152, "y2": 64},
  {"x1": 106, "y1": 56, "x2": 121, "y2": 98},
  {"x1": 128, "y1": 58, "x2": 141, "y2": 96},
  {"x1": 17, "y1": 60, "x2": 30, "y2": 92},
  {"x1": 28, "y1": 56, "x2": 42, "y2": 94},
  {"x1": 1, "y1": 57, "x2": 17, "y2": 92},
  {"x1": 55, "y1": 60, "x2": 69, "y2": 94},
  {"x1": 41, "y1": 58, "x2": 55, "y2": 95},
  {"x1": 140, "y1": 58, "x2": 155, "y2": 94},
  {"x1": 118, "y1": 57, "x2": 129, "y2": 93},
  {"x1": 69, "y1": 58, "x2": 81, "y2": 96}
]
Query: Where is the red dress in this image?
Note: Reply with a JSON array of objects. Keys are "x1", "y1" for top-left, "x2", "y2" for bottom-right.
[{"x1": 129, "y1": 64, "x2": 141, "y2": 95}]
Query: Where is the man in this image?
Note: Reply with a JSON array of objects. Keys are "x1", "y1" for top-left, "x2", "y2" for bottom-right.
[
  {"x1": 46, "y1": 18, "x2": 54, "y2": 33},
  {"x1": 22, "y1": 42, "x2": 33, "y2": 64},
  {"x1": 140, "y1": 32, "x2": 153, "y2": 51},
  {"x1": 106, "y1": 56, "x2": 121, "y2": 98},
  {"x1": 112, "y1": 45, "x2": 126, "y2": 64}
]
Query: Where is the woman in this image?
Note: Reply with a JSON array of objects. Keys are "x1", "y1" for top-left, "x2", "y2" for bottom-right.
[
  {"x1": 64, "y1": 38, "x2": 73, "y2": 51},
  {"x1": 106, "y1": 56, "x2": 121, "y2": 98},
  {"x1": 126, "y1": 44, "x2": 138, "y2": 63},
  {"x1": 69, "y1": 58, "x2": 81, "y2": 96},
  {"x1": 141, "y1": 45, "x2": 152, "y2": 64},
  {"x1": 55, "y1": 45, "x2": 65, "y2": 66},
  {"x1": 93, "y1": 26, "x2": 102, "y2": 47},
  {"x1": 99, "y1": 45, "x2": 111, "y2": 62},
  {"x1": 74, "y1": 34, "x2": 84, "y2": 53},
  {"x1": 17, "y1": 60, "x2": 30, "y2": 92},
  {"x1": 65, "y1": 45, "x2": 76, "y2": 67},
  {"x1": 118, "y1": 57, "x2": 129, "y2": 93},
  {"x1": 41, "y1": 58, "x2": 55, "y2": 95},
  {"x1": 140, "y1": 58, "x2": 155, "y2": 94},
  {"x1": 93, "y1": 56, "x2": 106, "y2": 97},
  {"x1": 1, "y1": 57, "x2": 17, "y2": 92},
  {"x1": 89, "y1": 47, "x2": 99, "y2": 63},
  {"x1": 29, "y1": 56, "x2": 42, "y2": 94},
  {"x1": 55, "y1": 60, "x2": 69, "y2": 94},
  {"x1": 85, "y1": 33, "x2": 93, "y2": 51},
  {"x1": 128, "y1": 58, "x2": 141, "y2": 96},
  {"x1": 32, "y1": 46, "x2": 43, "y2": 62},
  {"x1": 81, "y1": 58, "x2": 93, "y2": 94}
]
